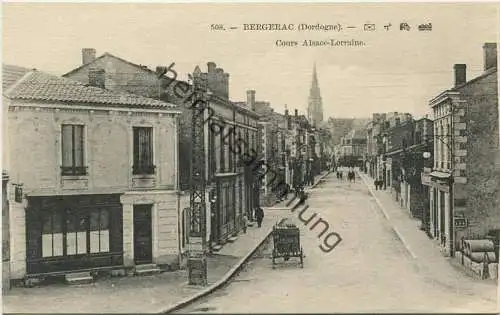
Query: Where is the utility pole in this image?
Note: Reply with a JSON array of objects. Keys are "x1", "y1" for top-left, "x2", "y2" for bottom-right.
[{"x1": 187, "y1": 70, "x2": 209, "y2": 286}]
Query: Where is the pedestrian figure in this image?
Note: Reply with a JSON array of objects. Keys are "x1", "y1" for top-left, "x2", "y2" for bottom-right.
[
  {"x1": 255, "y1": 207, "x2": 264, "y2": 228},
  {"x1": 242, "y1": 214, "x2": 248, "y2": 233}
]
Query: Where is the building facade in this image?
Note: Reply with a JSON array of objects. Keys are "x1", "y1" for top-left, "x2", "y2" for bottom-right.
[
  {"x1": 63, "y1": 50, "x2": 260, "y2": 249},
  {"x1": 4, "y1": 65, "x2": 181, "y2": 281},
  {"x1": 428, "y1": 43, "x2": 500, "y2": 257}
]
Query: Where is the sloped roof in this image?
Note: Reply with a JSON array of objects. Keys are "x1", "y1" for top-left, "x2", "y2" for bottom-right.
[
  {"x1": 3, "y1": 64, "x2": 32, "y2": 91},
  {"x1": 63, "y1": 52, "x2": 156, "y2": 77},
  {"x1": 4, "y1": 64, "x2": 177, "y2": 109}
]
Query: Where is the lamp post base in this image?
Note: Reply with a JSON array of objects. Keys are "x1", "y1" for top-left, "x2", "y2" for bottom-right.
[{"x1": 188, "y1": 256, "x2": 208, "y2": 286}]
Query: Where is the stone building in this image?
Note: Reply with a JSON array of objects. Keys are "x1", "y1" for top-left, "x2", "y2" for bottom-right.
[
  {"x1": 428, "y1": 43, "x2": 499, "y2": 257},
  {"x1": 3, "y1": 64, "x2": 181, "y2": 282},
  {"x1": 64, "y1": 50, "x2": 260, "y2": 249}
]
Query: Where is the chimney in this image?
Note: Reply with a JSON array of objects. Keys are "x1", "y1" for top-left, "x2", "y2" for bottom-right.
[
  {"x1": 207, "y1": 62, "x2": 216, "y2": 73},
  {"x1": 82, "y1": 48, "x2": 96, "y2": 65},
  {"x1": 295, "y1": 109, "x2": 298, "y2": 117},
  {"x1": 454, "y1": 64, "x2": 467, "y2": 87},
  {"x1": 89, "y1": 68, "x2": 105, "y2": 89},
  {"x1": 246, "y1": 90, "x2": 256, "y2": 111},
  {"x1": 483, "y1": 43, "x2": 497, "y2": 71}
]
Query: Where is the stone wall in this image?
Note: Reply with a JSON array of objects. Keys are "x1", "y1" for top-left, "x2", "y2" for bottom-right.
[{"x1": 459, "y1": 71, "x2": 500, "y2": 238}]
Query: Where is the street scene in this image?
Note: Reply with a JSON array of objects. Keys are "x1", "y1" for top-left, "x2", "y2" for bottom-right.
[
  {"x1": 176, "y1": 170, "x2": 497, "y2": 313},
  {"x1": 2, "y1": 2, "x2": 500, "y2": 314}
]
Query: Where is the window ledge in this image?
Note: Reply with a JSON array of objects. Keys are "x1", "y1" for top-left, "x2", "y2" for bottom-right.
[
  {"x1": 132, "y1": 174, "x2": 156, "y2": 179},
  {"x1": 61, "y1": 175, "x2": 89, "y2": 180},
  {"x1": 131, "y1": 174, "x2": 156, "y2": 189},
  {"x1": 61, "y1": 176, "x2": 89, "y2": 190}
]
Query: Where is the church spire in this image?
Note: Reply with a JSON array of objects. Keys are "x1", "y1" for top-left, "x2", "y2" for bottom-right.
[{"x1": 308, "y1": 63, "x2": 323, "y2": 126}]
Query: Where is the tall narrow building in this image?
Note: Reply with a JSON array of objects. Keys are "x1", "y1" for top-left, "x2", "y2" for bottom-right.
[{"x1": 307, "y1": 63, "x2": 324, "y2": 126}]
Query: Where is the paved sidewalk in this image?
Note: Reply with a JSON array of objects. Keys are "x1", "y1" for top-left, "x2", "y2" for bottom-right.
[
  {"x1": 3, "y1": 172, "x2": 330, "y2": 314},
  {"x1": 3, "y1": 216, "x2": 288, "y2": 314},
  {"x1": 357, "y1": 171, "x2": 497, "y2": 303}
]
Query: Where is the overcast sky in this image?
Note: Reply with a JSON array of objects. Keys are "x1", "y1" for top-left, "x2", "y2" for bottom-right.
[{"x1": 3, "y1": 3, "x2": 498, "y2": 119}]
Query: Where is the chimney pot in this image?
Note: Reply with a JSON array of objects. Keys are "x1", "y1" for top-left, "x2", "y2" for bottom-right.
[
  {"x1": 454, "y1": 64, "x2": 467, "y2": 87},
  {"x1": 483, "y1": 43, "x2": 497, "y2": 71},
  {"x1": 207, "y1": 62, "x2": 216, "y2": 73},
  {"x1": 82, "y1": 48, "x2": 96, "y2": 65}
]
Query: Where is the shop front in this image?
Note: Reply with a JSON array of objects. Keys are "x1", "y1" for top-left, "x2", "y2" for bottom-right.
[
  {"x1": 429, "y1": 172, "x2": 452, "y2": 255},
  {"x1": 212, "y1": 174, "x2": 238, "y2": 244},
  {"x1": 25, "y1": 194, "x2": 123, "y2": 275},
  {"x1": 420, "y1": 168, "x2": 432, "y2": 232}
]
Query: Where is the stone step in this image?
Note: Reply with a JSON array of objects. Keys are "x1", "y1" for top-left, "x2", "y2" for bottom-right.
[
  {"x1": 134, "y1": 264, "x2": 161, "y2": 276},
  {"x1": 65, "y1": 271, "x2": 94, "y2": 285}
]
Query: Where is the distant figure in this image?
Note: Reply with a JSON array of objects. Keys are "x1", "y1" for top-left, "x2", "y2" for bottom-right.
[
  {"x1": 348, "y1": 170, "x2": 355, "y2": 183},
  {"x1": 242, "y1": 214, "x2": 248, "y2": 233},
  {"x1": 255, "y1": 207, "x2": 264, "y2": 228}
]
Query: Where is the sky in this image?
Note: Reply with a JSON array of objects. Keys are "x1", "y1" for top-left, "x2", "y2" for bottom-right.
[{"x1": 3, "y1": 3, "x2": 499, "y2": 119}]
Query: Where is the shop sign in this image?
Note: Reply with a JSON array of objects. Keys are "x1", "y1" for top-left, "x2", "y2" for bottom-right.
[{"x1": 421, "y1": 170, "x2": 431, "y2": 186}]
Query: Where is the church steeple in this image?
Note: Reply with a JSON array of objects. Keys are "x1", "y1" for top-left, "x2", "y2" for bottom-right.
[{"x1": 308, "y1": 63, "x2": 323, "y2": 126}]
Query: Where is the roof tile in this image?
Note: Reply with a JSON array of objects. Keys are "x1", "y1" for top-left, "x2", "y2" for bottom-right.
[{"x1": 4, "y1": 65, "x2": 176, "y2": 110}]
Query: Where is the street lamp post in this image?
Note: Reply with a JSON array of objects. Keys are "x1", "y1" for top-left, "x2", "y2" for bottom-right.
[{"x1": 187, "y1": 72, "x2": 212, "y2": 286}]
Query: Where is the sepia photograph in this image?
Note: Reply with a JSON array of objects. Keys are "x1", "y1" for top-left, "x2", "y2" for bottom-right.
[{"x1": 2, "y1": 1, "x2": 500, "y2": 313}]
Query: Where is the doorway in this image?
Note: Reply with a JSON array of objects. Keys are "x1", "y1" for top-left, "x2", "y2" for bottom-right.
[{"x1": 133, "y1": 205, "x2": 153, "y2": 264}]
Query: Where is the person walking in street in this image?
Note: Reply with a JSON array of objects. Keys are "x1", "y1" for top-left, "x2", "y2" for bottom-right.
[{"x1": 255, "y1": 206, "x2": 264, "y2": 228}]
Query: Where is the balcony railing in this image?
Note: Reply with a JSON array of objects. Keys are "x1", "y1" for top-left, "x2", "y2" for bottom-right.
[
  {"x1": 132, "y1": 164, "x2": 156, "y2": 175},
  {"x1": 61, "y1": 166, "x2": 88, "y2": 176}
]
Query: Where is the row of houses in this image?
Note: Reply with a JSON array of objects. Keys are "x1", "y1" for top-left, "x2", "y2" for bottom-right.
[
  {"x1": 2, "y1": 49, "x2": 330, "y2": 287},
  {"x1": 362, "y1": 43, "x2": 500, "y2": 265}
]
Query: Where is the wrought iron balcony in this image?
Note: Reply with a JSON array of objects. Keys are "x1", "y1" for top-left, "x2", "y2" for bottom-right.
[{"x1": 132, "y1": 164, "x2": 156, "y2": 175}]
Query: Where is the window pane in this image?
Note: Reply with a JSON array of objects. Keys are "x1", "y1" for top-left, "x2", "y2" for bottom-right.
[
  {"x1": 100, "y1": 210, "x2": 109, "y2": 230},
  {"x1": 42, "y1": 234, "x2": 53, "y2": 257},
  {"x1": 74, "y1": 125, "x2": 84, "y2": 167},
  {"x1": 77, "y1": 214, "x2": 87, "y2": 232},
  {"x1": 66, "y1": 214, "x2": 76, "y2": 233},
  {"x1": 53, "y1": 212, "x2": 62, "y2": 233},
  {"x1": 133, "y1": 128, "x2": 140, "y2": 167},
  {"x1": 77, "y1": 231, "x2": 87, "y2": 254},
  {"x1": 67, "y1": 232, "x2": 76, "y2": 255},
  {"x1": 90, "y1": 230, "x2": 100, "y2": 253},
  {"x1": 53, "y1": 233, "x2": 63, "y2": 256},
  {"x1": 99, "y1": 230, "x2": 110, "y2": 252},
  {"x1": 61, "y1": 125, "x2": 73, "y2": 167},
  {"x1": 90, "y1": 211, "x2": 100, "y2": 231},
  {"x1": 42, "y1": 214, "x2": 52, "y2": 234}
]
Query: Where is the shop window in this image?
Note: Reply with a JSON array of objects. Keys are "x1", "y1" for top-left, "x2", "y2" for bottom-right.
[
  {"x1": 133, "y1": 127, "x2": 155, "y2": 175},
  {"x1": 61, "y1": 124, "x2": 87, "y2": 176},
  {"x1": 66, "y1": 211, "x2": 87, "y2": 255},
  {"x1": 90, "y1": 209, "x2": 110, "y2": 253},
  {"x1": 42, "y1": 212, "x2": 63, "y2": 258}
]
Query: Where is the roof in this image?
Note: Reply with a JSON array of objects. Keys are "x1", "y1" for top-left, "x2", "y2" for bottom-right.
[
  {"x1": 63, "y1": 52, "x2": 156, "y2": 77},
  {"x1": 4, "y1": 64, "x2": 177, "y2": 109},
  {"x1": 430, "y1": 67, "x2": 497, "y2": 105},
  {"x1": 3, "y1": 64, "x2": 32, "y2": 91},
  {"x1": 452, "y1": 67, "x2": 497, "y2": 91}
]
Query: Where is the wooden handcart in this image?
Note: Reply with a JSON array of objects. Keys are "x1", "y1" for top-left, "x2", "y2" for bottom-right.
[{"x1": 272, "y1": 223, "x2": 304, "y2": 268}]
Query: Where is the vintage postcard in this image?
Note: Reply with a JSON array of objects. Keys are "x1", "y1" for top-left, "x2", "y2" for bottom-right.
[{"x1": 2, "y1": 1, "x2": 500, "y2": 313}]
